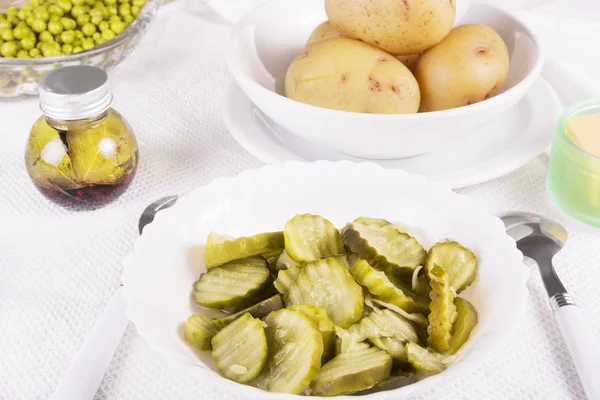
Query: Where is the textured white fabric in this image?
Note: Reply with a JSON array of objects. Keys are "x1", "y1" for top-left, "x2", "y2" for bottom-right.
[{"x1": 1, "y1": 0, "x2": 600, "y2": 399}]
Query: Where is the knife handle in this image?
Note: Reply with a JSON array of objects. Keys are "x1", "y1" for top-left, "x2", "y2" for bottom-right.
[
  {"x1": 552, "y1": 295, "x2": 600, "y2": 400},
  {"x1": 50, "y1": 286, "x2": 129, "y2": 400}
]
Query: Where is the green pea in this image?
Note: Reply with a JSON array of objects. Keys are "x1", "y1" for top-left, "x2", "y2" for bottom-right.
[
  {"x1": 76, "y1": 15, "x2": 91, "y2": 26},
  {"x1": 17, "y1": 49, "x2": 30, "y2": 58},
  {"x1": 72, "y1": 0, "x2": 85, "y2": 5},
  {"x1": 17, "y1": 10, "x2": 28, "y2": 21},
  {"x1": 10, "y1": 18, "x2": 20, "y2": 28},
  {"x1": 0, "y1": 20, "x2": 10, "y2": 31},
  {"x1": 25, "y1": 15, "x2": 35, "y2": 27},
  {"x1": 29, "y1": 47, "x2": 41, "y2": 56},
  {"x1": 98, "y1": 21, "x2": 109, "y2": 31},
  {"x1": 74, "y1": 29, "x2": 83, "y2": 39},
  {"x1": 31, "y1": 19, "x2": 46, "y2": 33},
  {"x1": 0, "y1": 41, "x2": 17, "y2": 57},
  {"x1": 93, "y1": 1, "x2": 104, "y2": 8},
  {"x1": 73, "y1": 39, "x2": 81, "y2": 46},
  {"x1": 36, "y1": 41, "x2": 44, "y2": 50},
  {"x1": 109, "y1": 15, "x2": 121, "y2": 22},
  {"x1": 0, "y1": 14, "x2": 6, "y2": 20},
  {"x1": 81, "y1": 37, "x2": 94, "y2": 49},
  {"x1": 101, "y1": 29, "x2": 114, "y2": 40},
  {"x1": 13, "y1": 25, "x2": 28, "y2": 39},
  {"x1": 104, "y1": 0, "x2": 117, "y2": 5},
  {"x1": 85, "y1": 0, "x2": 95, "y2": 6},
  {"x1": 42, "y1": 45, "x2": 61, "y2": 57},
  {"x1": 54, "y1": 34, "x2": 62, "y2": 44},
  {"x1": 101, "y1": 7, "x2": 110, "y2": 18},
  {"x1": 107, "y1": 5, "x2": 117, "y2": 15},
  {"x1": 118, "y1": 4, "x2": 130, "y2": 17},
  {"x1": 33, "y1": 7, "x2": 50, "y2": 22},
  {"x1": 132, "y1": 0, "x2": 145, "y2": 6},
  {"x1": 90, "y1": 15, "x2": 102, "y2": 25},
  {"x1": 30, "y1": 0, "x2": 40, "y2": 7},
  {"x1": 72, "y1": 45, "x2": 82, "y2": 53},
  {"x1": 60, "y1": 17, "x2": 76, "y2": 30},
  {"x1": 57, "y1": 0, "x2": 72, "y2": 12},
  {"x1": 94, "y1": 36, "x2": 106, "y2": 45},
  {"x1": 123, "y1": 14, "x2": 133, "y2": 24},
  {"x1": 39, "y1": 30, "x2": 53, "y2": 42},
  {"x1": 62, "y1": 43, "x2": 73, "y2": 53},
  {"x1": 60, "y1": 29, "x2": 74, "y2": 43},
  {"x1": 46, "y1": 20, "x2": 62, "y2": 35},
  {"x1": 6, "y1": 7, "x2": 18, "y2": 17},
  {"x1": 20, "y1": 36, "x2": 36, "y2": 50},
  {"x1": 109, "y1": 20, "x2": 124, "y2": 34},
  {"x1": 81, "y1": 22, "x2": 95, "y2": 36},
  {"x1": 1, "y1": 29, "x2": 14, "y2": 41},
  {"x1": 69, "y1": 5, "x2": 83, "y2": 17},
  {"x1": 130, "y1": 5, "x2": 140, "y2": 17},
  {"x1": 92, "y1": 31, "x2": 100, "y2": 40},
  {"x1": 118, "y1": 0, "x2": 129, "y2": 3}
]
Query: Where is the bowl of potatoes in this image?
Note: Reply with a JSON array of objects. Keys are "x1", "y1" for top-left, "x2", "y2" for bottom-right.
[{"x1": 225, "y1": 0, "x2": 544, "y2": 159}]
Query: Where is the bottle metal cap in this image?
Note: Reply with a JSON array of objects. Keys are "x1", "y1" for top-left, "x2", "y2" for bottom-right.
[{"x1": 39, "y1": 65, "x2": 113, "y2": 120}]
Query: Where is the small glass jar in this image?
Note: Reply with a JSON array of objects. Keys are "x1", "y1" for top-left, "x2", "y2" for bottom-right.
[
  {"x1": 24, "y1": 65, "x2": 138, "y2": 210},
  {"x1": 547, "y1": 98, "x2": 600, "y2": 228}
]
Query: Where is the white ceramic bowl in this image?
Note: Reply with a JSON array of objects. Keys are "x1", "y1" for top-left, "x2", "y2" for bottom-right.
[
  {"x1": 225, "y1": 0, "x2": 544, "y2": 159},
  {"x1": 123, "y1": 161, "x2": 528, "y2": 399}
]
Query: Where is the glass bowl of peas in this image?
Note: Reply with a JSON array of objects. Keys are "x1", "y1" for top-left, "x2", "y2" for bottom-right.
[{"x1": 0, "y1": 0, "x2": 160, "y2": 97}]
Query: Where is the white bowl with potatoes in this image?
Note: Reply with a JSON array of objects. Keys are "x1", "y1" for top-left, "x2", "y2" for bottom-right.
[{"x1": 225, "y1": 0, "x2": 544, "y2": 159}]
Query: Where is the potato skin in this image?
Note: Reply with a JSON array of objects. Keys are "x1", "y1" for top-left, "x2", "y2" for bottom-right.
[
  {"x1": 325, "y1": 0, "x2": 456, "y2": 55},
  {"x1": 306, "y1": 21, "x2": 344, "y2": 46},
  {"x1": 414, "y1": 24, "x2": 510, "y2": 112},
  {"x1": 396, "y1": 53, "x2": 422, "y2": 71},
  {"x1": 285, "y1": 38, "x2": 420, "y2": 114}
]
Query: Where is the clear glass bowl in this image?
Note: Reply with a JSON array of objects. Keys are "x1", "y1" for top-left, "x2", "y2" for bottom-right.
[{"x1": 0, "y1": 0, "x2": 160, "y2": 98}]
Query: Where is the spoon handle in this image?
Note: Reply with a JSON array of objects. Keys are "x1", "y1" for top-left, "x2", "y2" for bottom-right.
[
  {"x1": 50, "y1": 286, "x2": 129, "y2": 400},
  {"x1": 552, "y1": 295, "x2": 600, "y2": 400}
]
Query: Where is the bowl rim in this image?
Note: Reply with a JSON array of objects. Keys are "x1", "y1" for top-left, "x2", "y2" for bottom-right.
[
  {"x1": 0, "y1": 0, "x2": 160, "y2": 66},
  {"x1": 122, "y1": 160, "x2": 529, "y2": 400},
  {"x1": 225, "y1": 0, "x2": 545, "y2": 120}
]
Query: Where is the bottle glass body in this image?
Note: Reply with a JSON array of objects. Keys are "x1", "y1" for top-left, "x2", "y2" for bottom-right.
[{"x1": 25, "y1": 108, "x2": 139, "y2": 209}]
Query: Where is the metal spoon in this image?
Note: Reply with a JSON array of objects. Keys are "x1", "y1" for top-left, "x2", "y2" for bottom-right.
[
  {"x1": 500, "y1": 212, "x2": 600, "y2": 400},
  {"x1": 50, "y1": 196, "x2": 179, "y2": 400}
]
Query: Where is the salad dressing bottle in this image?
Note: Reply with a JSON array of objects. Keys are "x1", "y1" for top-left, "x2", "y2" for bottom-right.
[{"x1": 25, "y1": 65, "x2": 138, "y2": 210}]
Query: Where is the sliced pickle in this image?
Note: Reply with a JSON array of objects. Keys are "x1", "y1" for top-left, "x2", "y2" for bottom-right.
[
  {"x1": 213, "y1": 295, "x2": 283, "y2": 328},
  {"x1": 334, "y1": 327, "x2": 371, "y2": 355},
  {"x1": 211, "y1": 313, "x2": 267, "y2": 383},
  {"x1": 353, "y1": 217, "x2": 391, "y2": 227},
  {"x1": 193, "y1": 257, "x2": 271, "y2": 309},
  {"x1": 448, "y1": 297, "x2": 478, "y2": 355},
  {"x1": 288, "y1": 304, "x2": 336, "y2": 363},
  {"x1": 310, "y1": 347, "x2": 392, "y2": 396},
  {"x1": 353, "y1": 309, "x2": 419, "y2": 343},
  {"x1": 275, "y1": 250, "x2": 300, "y2": 271},
  {"x1": 285, "y1": 257, "x2": 364, "y2": 328},
  {"x1": 426, "y1": 241, "x2": 478, "y2": 293},
  {"x1": 204, "y1": 231, "x2": 284, "y2": 269},
  {"x1": 253, "y1": 309, "x2": 323, "y2": 394},
  {"x1": 184, "y1": 314, "x2": 220, "y2": 352},
  {"x1": 283, "y1": 214, "x2": 344, "y2": 263},
  {"x1": 368, "y1": 337, "x2": 408, "y2": 364},
  {"x1": 341, "y1": 221, "x2": 426, "y2": 274},
  {"x1": 274, "y1": 266, "x2": 302, "y2": 294},
  {"x1": 406, "y1": 342, "x2": 446, "y2": 374},
  {"x1": 349, "y1": 258, "x2": 426, "y2": 313},
  {"x1": 427, "y1": 265, "x2": 457, "y2": 352}
]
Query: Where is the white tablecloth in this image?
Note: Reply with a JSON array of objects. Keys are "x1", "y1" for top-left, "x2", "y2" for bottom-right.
[{"x1": 1, "y1": 0, "x2": 600, "y2": 399}]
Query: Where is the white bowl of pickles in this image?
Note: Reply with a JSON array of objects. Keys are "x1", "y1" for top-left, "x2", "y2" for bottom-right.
[{"x1": 123, "y1": 161, "x2": 528, "y2": 399}]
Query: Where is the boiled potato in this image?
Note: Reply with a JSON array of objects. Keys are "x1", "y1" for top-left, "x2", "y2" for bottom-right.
[
  {"x1": 414, "y1": 24, "x2": 510, "y2": 112},
  {"x1": 285, "y1": 38, "x2": 420, "y2": 114},
  {"x1": 325, "y1": 0, "x2": 456, "y2": 55},
  {"x1": 396, "y1": 53, "x2": 422, "y2": 71},
  {"x1": 306, "y1": 21, "x2": 344, "y2": 46}
]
